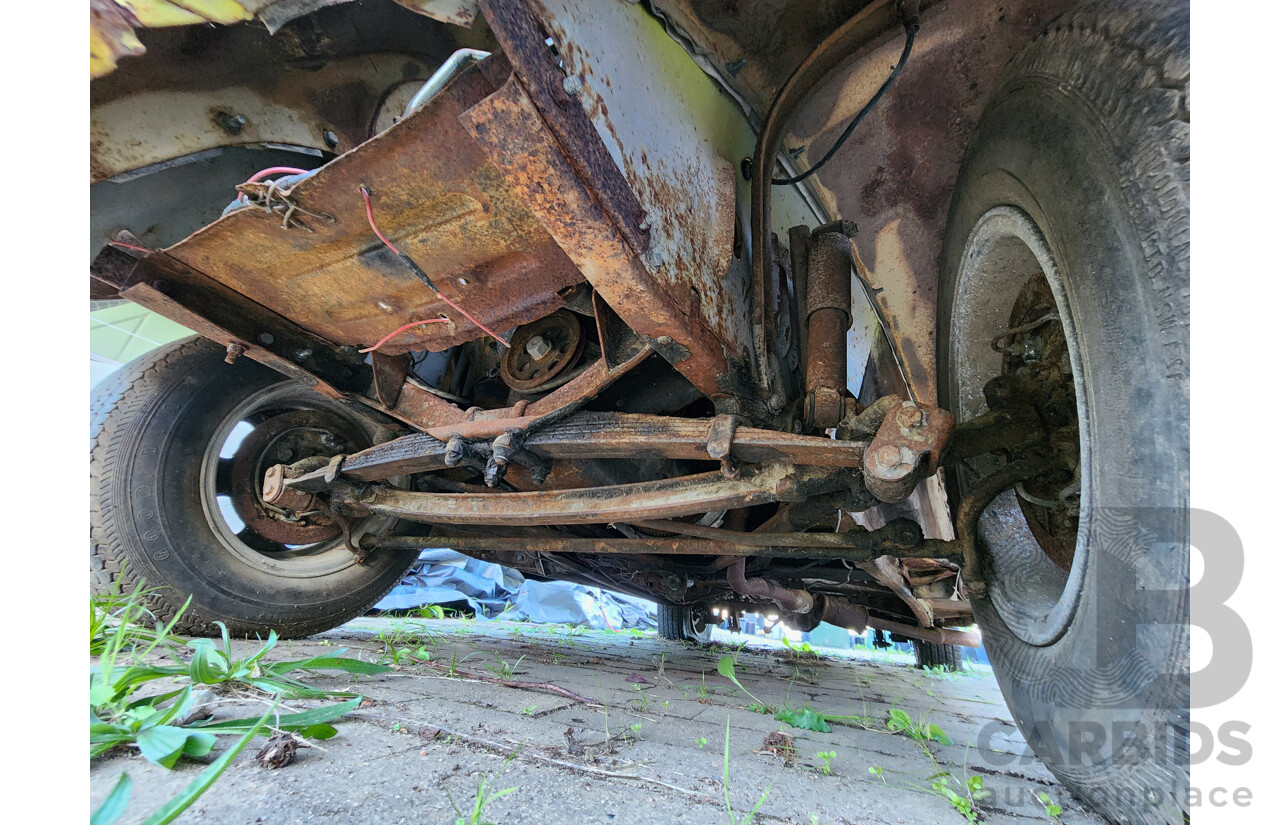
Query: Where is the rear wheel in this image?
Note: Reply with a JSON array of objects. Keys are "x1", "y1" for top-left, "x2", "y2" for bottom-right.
[
  {"x1": 91, "y1": 336, "x2": 419, "y2": 638},
  {"x1": 939, "y1": 3, "x2": 1188, "y2": 822},
  {"x1": 656, "y1": 603, "x2": 714, "y2": 644},
  {"x1": 912, "y1": 640, "x2": 961, "y2": 672}
]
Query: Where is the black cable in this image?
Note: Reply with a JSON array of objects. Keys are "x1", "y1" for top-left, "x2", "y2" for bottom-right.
[{"x1": 771, "y1": 25, "x2": 916, "y2": 187}]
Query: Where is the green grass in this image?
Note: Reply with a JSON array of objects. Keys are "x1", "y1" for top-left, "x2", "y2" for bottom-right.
[{"x1": 722, "y1": 718, "x2": 772, "y2": 825}]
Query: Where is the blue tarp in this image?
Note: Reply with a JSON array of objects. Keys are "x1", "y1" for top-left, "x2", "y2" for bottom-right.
[{"x1": 375, "y1": 549, "x2": 657, "y2": 630}]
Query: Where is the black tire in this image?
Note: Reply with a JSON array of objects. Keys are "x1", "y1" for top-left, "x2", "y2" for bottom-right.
[
  {"x1": 656, "y1": 603, "x2": 714, "y2": 644},
  {"x1": 939, "y1": 3, "x2": 1188, "y2": 824},
  {"x1": 91, "y1": 336, "x2": 419, "y2": 638},
  {"x1": 913, "y1": 640, "x2": 961, "y2": 672}
]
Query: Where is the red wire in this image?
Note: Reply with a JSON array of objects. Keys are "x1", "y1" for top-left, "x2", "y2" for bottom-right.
[
  {"x1": 359, "y1": 187, "x2": 510, "y2": 348},
  {"x1": 358, "y1": 318, "x2": 452, "y2": 354},
  {"x1": 236, "y1": 167, "x2": 311, "y2": 202},
  {"x1": 109, "y1": 241, "x2": 152, "y2": 254},
  {"x1": 360, "y1": 186, "x2": 403, "y2": 255},
  {"x1": 245, "y1": 166, "x2": 309, "y2": 184}
]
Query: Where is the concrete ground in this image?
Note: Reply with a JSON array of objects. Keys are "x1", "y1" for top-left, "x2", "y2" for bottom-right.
[{"x1": 89, "y1": 617, "x2": 1107, "y2": 825}]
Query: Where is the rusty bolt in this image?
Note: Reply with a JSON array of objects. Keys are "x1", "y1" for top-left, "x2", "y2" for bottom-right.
[
  {"x1": 444, "y1": 436, "x2": 465, "y2": 467},
  {"x1": 216, "y1": 112, "x2": 246, "y2": 135},
  {"x1": 525, "y1": 334, "x2": 552, "y2": 360},
  {"x1": 562, "y1": 75, "x2": 583, "y2": 96},
  {"x1": 872, "y1": 444, "x2": 901, "y2": 467},
  {"x1": 492, "y1": 432, "x2": 515, "y2": 466},
  {"x1": 225, "y1": 342, "x2": 246, "y2": 364},
  {"x1": 896, "y1": 403, "x2": 925, "y2": 429}
]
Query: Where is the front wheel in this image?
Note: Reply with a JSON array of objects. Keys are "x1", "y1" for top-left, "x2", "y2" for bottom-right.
[
  {"x1": 90, "y1": 336, "x2": 419, "y2": 638},
  {"x1": 939, "y1": 2, "x2": 1189, "y2": 823}
]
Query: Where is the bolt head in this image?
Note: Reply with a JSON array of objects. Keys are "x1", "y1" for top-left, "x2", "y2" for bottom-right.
[
  {"x1": 525, "y1": 334, "x2": 552, "y2": 360},
  {"x1": 562, "y1": 75, "x2": 582, "y2": 96},
  {"x1": 896, "y1": 404, "x2": 925, "y2": 429},
  {"x1": 872, "y1": 444, "x2": 901, "y2": 467}
]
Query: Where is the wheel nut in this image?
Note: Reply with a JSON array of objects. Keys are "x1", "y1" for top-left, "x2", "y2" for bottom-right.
[{"x1": 525, "y1": 335, "x2": 551, "y2": 360}]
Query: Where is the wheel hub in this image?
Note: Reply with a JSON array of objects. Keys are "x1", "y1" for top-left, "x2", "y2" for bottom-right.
[
  {"x1": 500, "y1": 310, "x2": 586, "y2": 392},
  {"x1": 225, "y1": 409, "x2": 366, "y2": 546}
]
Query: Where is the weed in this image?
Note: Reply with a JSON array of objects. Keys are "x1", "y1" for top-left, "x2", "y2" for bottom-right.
[
  {"x1": 92, "y1": 703, "x2": 276, "y2": 825},
  {"x1": 782, "y1": 638, "x2": 818, "y2": 658},
  {"x1": 815, "y1": 751, "x2": 835, "y2": 775},
  {"x1": 448, "y1": 750, "x2": 518, "y2": 825},
  {"x1": 696, "y1": 737, "x2": 709, "y2": 749},
  {"x1": 630, "y1": 723, "x2": 642, "y2": 735},
  {"x1": 775, "y1": 704, "x2": 830, "y2": 733},
  {"x1": 695, "y1": 670, "x2": 710, "y2": 702},
  {"x1": 746, "y1": 703, "x2": 775, "y2": 715},
  {"x1": 1038, "y1": 792, "x2": 1063, "y2": 822},
  {"x1": 887, "y1": 708, "x2": 952, "y2": 748},
  {"x1": 716, "y1": 654, "x2": 765, "y2": 707},
  {"x1": 928, "y1": 773, "x2": 990, "y2": 823},
  {"x1": 90, "y1": 589, "x2": 360, "y2": 769},
  {"x1": 415, "y1": 604, "x2": 448, "y2": 620},
  {"x1": 631, "y1": 685, "x2": 652, "y2": 712},
  {"x1": 722, "y1": 718, "x2": 772, "y2": 825},
  {"x1": 177, "y1": 622, "x2": 390, "y2": 698},
  {"x1": 485, "y1": 653, "x2": 525, "y2": 679},
  {"x1": 447, "y1": 650, "x2": 480, "y2": 676},
  {"x1": 522, "y1": 706, "x2": 537, "y2": 716},
  {"x1": 376, "y1": 631, "x2": 433, "y2": 667},
  {"x1": 868, "y1": 765, "x2": 885, "y2": 783},
  {"x1": 810, "y1": 816, "x2": 820, "y2": 825}
]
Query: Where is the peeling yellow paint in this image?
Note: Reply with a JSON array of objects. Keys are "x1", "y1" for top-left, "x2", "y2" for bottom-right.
[{"x1": 91, "y1": 0, "x2": 252, "y2": 79}]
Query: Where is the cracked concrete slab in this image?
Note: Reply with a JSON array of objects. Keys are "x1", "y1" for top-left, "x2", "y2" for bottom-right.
[{"x1": 90, "y1": 617, "x2": 1107, "y2": 825}]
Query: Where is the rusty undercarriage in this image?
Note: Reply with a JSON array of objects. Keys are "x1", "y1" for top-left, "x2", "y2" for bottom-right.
[
  {"x1": 88, "y1": 0, "x2": 1077, "y2": 647},
  {"x1": 91, "y1": 1, "x2": 1191, "y2": 820}
]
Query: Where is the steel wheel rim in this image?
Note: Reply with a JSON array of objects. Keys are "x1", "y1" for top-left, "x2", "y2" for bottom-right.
[
  {"x1": 199, "y1": 382, "x2": 393, "y2": 579},
  {"x1": 951, "y1": 205, "x2": 1091, "y2": 646}
]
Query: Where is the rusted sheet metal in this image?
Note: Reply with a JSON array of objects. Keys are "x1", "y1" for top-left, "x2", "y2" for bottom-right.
[
  {"x1": 512, "y1": 0, "x2": 752, "y2": 392},
  {"x1": 857, "y1": 556, "x2": 933, "y2": 626},
  {"x1": 90, "y1": 246, "x2": 368, "y2": 397},
  {"x1": 160, "y1": 56, "x2": 586, "y2": 356},
  {"x1": 285, "y1": 410, "x2": 871, "y2": 490},
  {"x1": 370, "y1": 352, "x2": 411, "y2": 407},
  {"x1": 91, "y1": 3, "x2": 464, "y2": 180},
  {"x1": 460, "y1": 75, "x2": 730, "y2": 396},
  {"x1": 336, "y1": 465, "x2": 798, "y2": 526},
  {"x1": 793, "y1": 0, "x2": 1079, "y2": 403},
  {"x1": 652, "y1": 0, "x2": 1079, "y2": 404},
  {"x1": 476, "y1": 0, "x2": 650, "y2": 255}
]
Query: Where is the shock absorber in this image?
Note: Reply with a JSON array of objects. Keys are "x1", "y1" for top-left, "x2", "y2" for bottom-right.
[{"x1": 804, "y1": 229, "x2": 853, "y2": 428}]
